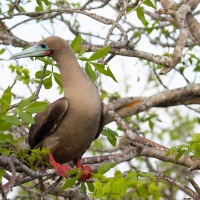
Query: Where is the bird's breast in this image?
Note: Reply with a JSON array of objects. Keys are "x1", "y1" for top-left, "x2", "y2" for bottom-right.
[{"x1": 44, "y1": 87, "x2": 101, "y2": 163}]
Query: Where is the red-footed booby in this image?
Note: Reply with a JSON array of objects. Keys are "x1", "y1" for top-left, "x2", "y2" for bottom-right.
[{"x1": 10, "y1": 36, "x2": 106, "y2": 181}]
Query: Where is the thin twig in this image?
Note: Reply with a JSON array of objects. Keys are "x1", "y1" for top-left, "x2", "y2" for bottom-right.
[
  {"x1": 106, "y1": 105, "x2": 168, "y2": 150},
  {"x1": 0, "y1": 181, "x2": 7, "y2": 200},
  {"x1": 123, "y1": 170, "x2": 200, "y2": 200},
  {"x1": 8, "y1": 64, "x2": 47, "y2": 110},
  {"x1": 186, "y1": 176, "x2": 200, "y2": 197},
  {"x1": 0, "y1": 157, "x2": 16, "y2": 198},
  {"x1": 41, "y1": 177, "x2": 63, "y2": 197},
  {"x1": 35, "y1": 64, "x2": 48, "y2": 98}
]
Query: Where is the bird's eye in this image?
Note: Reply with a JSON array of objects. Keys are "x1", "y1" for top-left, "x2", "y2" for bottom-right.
[{"x1": 40, "y1": 43, "x2": 47, "y2": 49}]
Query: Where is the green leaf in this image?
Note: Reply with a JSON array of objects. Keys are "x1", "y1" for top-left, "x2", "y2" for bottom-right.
[
  {"x1": 35, "y1": 70, "x2": 51, "y2": 79},
  {"x1": 93, "y1": 181, "x2": 103, "y2": 198},
  {"x1": 91, "y1": 62, "x2": 118, "y2": 82},
  {"x1": 0, "y1": 121, "x2": 12, "y2": 131},
  {"x1": 71, "y1": 35, "x2": 82, "y2": 54},
  {"x1": 0, "y1": 133, "x2": 15, "y2": 144},
  {"x1": 31, "y1": 148, "x2": 49, "y2": 158},
  {"x1": 91, "y1": 62, "x2": 107, "y2": 74},
  {"x1": 81, "y1": 182, "x2": 87, "y2": 194},
  {"x1": 189, "y1": 134, "x2": 200, "y2": 160},
  {"x1": 148, "y1": 120, "x2": 154, "y2": 129},
  {"x1": 28, "y1": 157, "x2": 35, "y2": 166},
  {"x1": 0, "y1": 169, "x2": 6, "y2": 181},
  {"x1": 18, "y1": 94, "x2": 35, "y2": 109},
  {"x1": 28, "y1": 148, "x2": 50, "y2": 168},
  {"x1": 62, "y1": 171, "x2": 82, "y2": 190},
  {"x1": 0, "y1": 87, "x2": 12, "y2": 114},
  {"x1": 18, "y1": 111, "x2": 35, "y2": 124},
  {"x1": 85, "y1": 62, "x2": 96, "y2": 82},
  {"x1": 98, "y1": 162, "x2": 116, "y2": 174},
  {"x1": 107, "y1": 67, "x2": 118, "y2": 82},
  {"x1": 101, "y1": 128, "x2": 118, "y2": 147},
  {"x1": 41, "y1": 0, "x2": 50, "y2": 5},
  {"x1": 143, "y1": 0, "x2": 155, "y2": 9},
  {"x1": 53, "y1": 72, "x2": 63, "y2": 87},
  {"x1": 22, "y1": 101, "x2": 48, "y2": 113},
  {"x1": 65, "y1": 168, "x2": 79, "y2": 176},
  {"x1": 0, "y1": 49, "x2": 5, "y2": 55},
  {"x1": 3, "y1": 115, "x2": 21, "y2": 126},
  {"x1": 89, "y1": 46, "x2": 110, "y2": 61},
  {"x1": 78, "y1": 47, "x2": 85, "y2": 57},
  {"x1": 101, "y1": 174, "x2": 126, "y2": 198},
  {"x1": 0, "y1": 148, "x2": 11, "y2": 156},
  {"x1": 86, "y1": 182, "x2": 95, "y2": 192},
  {"x1": 175, "y1": 149, "x2": 187, "y2": 163},
  {"x1": 35, "y1": 5, "x2": 44, "y2": 11},
  {"x1": 36, "y1": 0, "x2": 42, "y2": 6},
  {"x1": 136, "y1": 6, "x2": 148, "y2": 26},
  {"x1": 126, "y1": 7, "x2": 133, "y2": 14},
  {"x1": 43, "y1": 75, "x2": 52, "y2": 89},
  {"x1": 79, "y1": 57, "x2": 89, "y2": 62},
  {"x1": 17, "y1": 136, "x2": 24, "y2": 144},
  {"x1": 166, "y1": 147, "x2": 177, "y2": 156}
]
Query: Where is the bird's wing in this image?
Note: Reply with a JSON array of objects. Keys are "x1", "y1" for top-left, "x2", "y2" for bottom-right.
[
  {"x1": 29, "y1": 97, "x2": 68, "y2": 149},
  {"x1": 95, "y1": 102, "x2": 107, "y2": 139}
]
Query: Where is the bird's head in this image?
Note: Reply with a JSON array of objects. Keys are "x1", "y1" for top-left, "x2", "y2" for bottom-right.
[{"x1": 10, "y1": 36, "x2": 68, "y2": 60}]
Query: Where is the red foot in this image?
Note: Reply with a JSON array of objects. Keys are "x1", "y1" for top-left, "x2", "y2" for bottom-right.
[
  {"x1": 48, "y1": 153, "x2": 71, "y2": 178},
  {"x1": 79, "y1": 165, "x2": 92, "y2": 182},
  {"x1": 76, "y1": 159, "x2": 92, "y2": 181}
]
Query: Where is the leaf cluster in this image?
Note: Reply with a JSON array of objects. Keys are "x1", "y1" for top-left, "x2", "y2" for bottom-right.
[
  {"x1": 0, "y1": 87, "x2": 48, "y2": 130},
  {"x1": 71, "y1": 35, "x2": 117, "y2": 83},
  {"x1": 0, "y1": 87, "x2": 49, "y2": 176},
  {"x1": 101, "y1": 127, "x2": 118, "y2": 147},
  {"x1": 166, "y1": 134, "x2": 200, "y2": 163},
  {"x1": 19, "y1": 147, "x2": 50, "y2": 170},
  {"x1": 9, "y1": 64, "x2": 30, "y2": 84},
  {"x1": 90, "y1": 163, "x2": 164, "y2": 200},
  {"x1": 35, "y1": 69, "x2": 62, "y2": 90}
]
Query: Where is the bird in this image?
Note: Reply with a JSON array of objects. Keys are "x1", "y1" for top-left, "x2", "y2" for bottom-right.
[{"x1": 10, "y1": 36, "x2": 106, "y2": 181}]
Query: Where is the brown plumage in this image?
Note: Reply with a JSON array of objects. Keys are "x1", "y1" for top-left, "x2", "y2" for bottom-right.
[{"x1": 10, "y1": 36, "x2": 106, "y2": 180}]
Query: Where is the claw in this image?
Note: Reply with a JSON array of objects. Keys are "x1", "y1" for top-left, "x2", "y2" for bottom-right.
[
  {"x1": 76, "y1": 159, "x2": 92, "y2": 181},
  {"x1": 48, "y1": 153, "x2": 71, "y2": 178},
  {"x1": 78, "y1": 165, "x2": 92, "y2": 182},
  {"x1": 48, "y1": 154, "x2": 92, "y2": 181}
]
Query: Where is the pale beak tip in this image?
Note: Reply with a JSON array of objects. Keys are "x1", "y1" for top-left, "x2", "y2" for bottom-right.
[
  {"x1": 9, "y1": 55, "x2": 15, "y2": 60},
  {"x1": 9, "y1": 55, "x2": 18, "y2": 60}
]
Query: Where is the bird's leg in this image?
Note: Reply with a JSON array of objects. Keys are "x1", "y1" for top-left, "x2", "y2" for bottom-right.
[
  {"x1": 48, "y1": 153, "x2": 71, "y2": 178},
  {"x1": 75, "y1": 158, "x2": 92, "y2": 182}
]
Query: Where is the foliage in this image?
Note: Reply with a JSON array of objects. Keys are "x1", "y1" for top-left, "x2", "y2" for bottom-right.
[
  {"x1": 189, "y1": 134, "x2": 200, "y2": 160},
  {"x1": 0, "y1": 87, "x2": 48, "y2": 129},
  {"x1": 20, "y1": 148, "x2": 50, "y2": 170},
  {"x1": 167, "y1": 134, "x2": 200, "y2": 163},
  {"x1": 71, "y1": 35, "x2": 117, "y2": 83},
  {"x1": 91, "y1": 170, "x2": 165, "y2": 200},
  {"x1": 0, "y1": 0, "x2": 200, "y2": 199},
  {"x1": 62, "y1": 169, "x2": 82, "y2": 190},
  {"x1": 101, "y1": 128, "x2": 118, "y2": 147}
]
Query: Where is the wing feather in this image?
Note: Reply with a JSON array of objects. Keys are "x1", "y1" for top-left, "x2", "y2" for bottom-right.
[{"x1": 29, "y1": 97, "x2": 68, "y2": 149}]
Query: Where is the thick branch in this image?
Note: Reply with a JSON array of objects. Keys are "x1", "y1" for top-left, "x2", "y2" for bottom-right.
[
  {"x1": 106, "y1": 83, "x2": 200, "y2": 123},
  {"x1": 160, "y1": 3, "x2": 191, "y2": 74},
  {"x1": 82, "y1": 146, "x2": 200, "y2": 171}
]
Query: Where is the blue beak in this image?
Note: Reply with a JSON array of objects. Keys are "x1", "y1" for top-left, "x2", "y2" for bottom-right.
[{"x1": 10, "y1": 44, "x2": 52, "y2": 60}]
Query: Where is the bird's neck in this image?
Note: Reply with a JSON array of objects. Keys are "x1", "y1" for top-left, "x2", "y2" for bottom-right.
[{"x1": 56, "y1": 53, "x2": 90, "y2": 97}]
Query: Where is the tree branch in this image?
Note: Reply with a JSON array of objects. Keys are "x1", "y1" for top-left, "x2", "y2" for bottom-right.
[{"x1": 106, "y1": 83, "x2": 200, "y2": 123}]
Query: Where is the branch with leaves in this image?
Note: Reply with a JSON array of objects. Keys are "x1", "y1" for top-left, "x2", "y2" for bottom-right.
[{"x1": 0, "y1": 0, "x2": 200, "y2": 199}]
